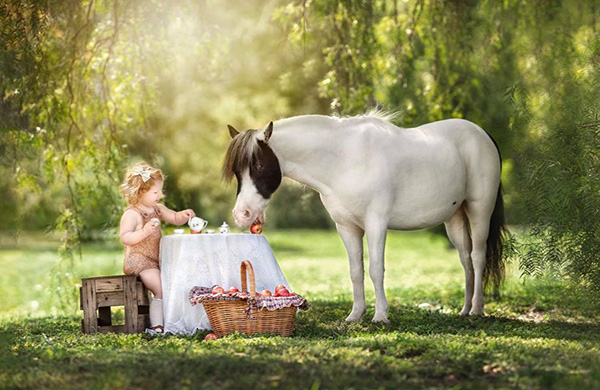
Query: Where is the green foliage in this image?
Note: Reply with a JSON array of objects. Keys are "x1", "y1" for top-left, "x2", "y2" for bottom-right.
[
  {"x1": 511, "y1": 21, "x2": 600, "y2": 299},
  {"x1": 1, "y1": 0, "x2": 142, "y2": 309},
  {"x1": 1, "y1": 0, "x2": 334, "y2": 234}
]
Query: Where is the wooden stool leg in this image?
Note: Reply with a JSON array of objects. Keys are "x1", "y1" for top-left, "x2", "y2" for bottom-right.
[
  {"x1": 123, "y1": 276, "x2": 138, "y2": 334},
  {"x1": 81, "y1": 279, "x2": 98, "y2": 334},
  {"x1": 136, "y1": 278, "x2": 150, "y2": 332}
]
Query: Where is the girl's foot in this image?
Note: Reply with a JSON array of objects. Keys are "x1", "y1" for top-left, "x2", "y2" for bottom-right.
[
  {"x1": 145, "y1": 325, "x2": 165, "y2": 335},
  {"x1": 150, "y1": 325, "x2": 164, "y2": 333}
]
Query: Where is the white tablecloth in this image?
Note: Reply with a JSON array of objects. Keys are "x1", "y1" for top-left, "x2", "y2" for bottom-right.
[{"x1": 159, "y1": 233, "x2": 290, "y2": 334}]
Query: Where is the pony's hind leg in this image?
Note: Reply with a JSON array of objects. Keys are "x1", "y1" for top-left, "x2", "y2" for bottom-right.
[
  {"x1": 336, "y1": 223, "x2": 367, "y2": 322},
  {"x1": 444, "y1": 205, "x2": 474, "y2": 316},
  {"x1": 465, "y1": 199, "x2": 494, "y2": 316}
]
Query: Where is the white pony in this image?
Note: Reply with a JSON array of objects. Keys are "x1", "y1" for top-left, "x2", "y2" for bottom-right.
[{"x1": 223, "y1": 113, "x2": 508, "y2": 323}]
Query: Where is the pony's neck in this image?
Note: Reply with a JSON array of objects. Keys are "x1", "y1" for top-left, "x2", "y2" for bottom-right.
[{"x1": 269, "y1": 115, "x2": 342, "y2": 195}]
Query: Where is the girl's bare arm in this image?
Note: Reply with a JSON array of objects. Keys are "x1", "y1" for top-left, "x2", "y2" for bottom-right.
[
  {"x1": 157, "y1": 204, "x2": 195, "y2": 226},
  {"x1": 120, "y1": 210, "x2": 157, "y2": 245}
]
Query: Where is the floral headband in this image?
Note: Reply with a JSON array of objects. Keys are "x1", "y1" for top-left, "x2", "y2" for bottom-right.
[{"x1": 131, "y1": 166, "x2": 152, "y2": 183}]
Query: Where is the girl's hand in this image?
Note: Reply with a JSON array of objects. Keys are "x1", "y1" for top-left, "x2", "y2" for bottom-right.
[
  {"x1": 143, "y1": 219, "x2": 160, "y2": 235},
  {"x1": 179, "y1": 209, "x2": 195, "y2": 221}
]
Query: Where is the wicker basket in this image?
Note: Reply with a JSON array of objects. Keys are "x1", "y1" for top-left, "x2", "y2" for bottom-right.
[{"x1": 202, "y1": 260, "x2": 297, "y2": 337}]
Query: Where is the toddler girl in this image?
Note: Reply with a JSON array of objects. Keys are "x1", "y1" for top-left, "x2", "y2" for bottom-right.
[{"x1": 119, "y1": 162, "x2": 195, "y2": 333}]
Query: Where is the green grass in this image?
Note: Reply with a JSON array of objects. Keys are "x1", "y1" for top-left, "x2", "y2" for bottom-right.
[{"x1": 1, "y1": 230, "x2": 599, "y2": 389}]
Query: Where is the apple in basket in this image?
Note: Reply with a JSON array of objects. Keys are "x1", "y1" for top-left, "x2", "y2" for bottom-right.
[
  {"x1": 275, "y1": 288, "x2": 291, "y2": 297},
  {"x1": 274, "y1": 284, "x2": 286, "y2": 294},
  {"x1": 204, "y1": 333, "x2": 218, "y2": 342},
  {"x1": 259, "y1": 289, "x2": 272, "y2": 296},
  {"x1": 212, "y1": 286, "x2": 225, "y2": 295},
  {"x1": 227, "y1": 286, "x2": 240, "y2": 294}
]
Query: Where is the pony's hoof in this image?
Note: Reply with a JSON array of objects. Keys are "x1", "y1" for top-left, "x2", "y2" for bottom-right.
[
  {"x1": 371, "y1": 315, "x2": 389, "y2": 324},
  {"x1": 345, "y1": 311, "x2": 365, "y2": 322},
  {"x1": 460, "y1": 307, "x2": 471, "y2": 316},
  {"x1": 469, "y1": 309, "x2": 485, "y2": 317}
]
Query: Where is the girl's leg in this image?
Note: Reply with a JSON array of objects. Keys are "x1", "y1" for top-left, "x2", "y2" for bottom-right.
[
  {"x1": 139, "y1": 268, "x2": 163, "y2": 328},
  {"x1": 139, "y1": 268, "x2": 162, "y2": 298}
]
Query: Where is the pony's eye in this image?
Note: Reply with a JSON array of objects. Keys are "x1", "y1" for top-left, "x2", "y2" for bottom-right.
[{"x1": 256, "y1": 163, "x2": 264, "y2": 171}]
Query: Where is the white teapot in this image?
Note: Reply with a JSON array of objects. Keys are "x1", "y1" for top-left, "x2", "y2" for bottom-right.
[{"x1": 188, "y1": 216, "x2": 208, "y2": 233}]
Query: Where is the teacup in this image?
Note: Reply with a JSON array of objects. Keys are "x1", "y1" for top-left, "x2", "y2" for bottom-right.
[{"x1": 188, "y1": 216, "x2": 208, "y2": 233}]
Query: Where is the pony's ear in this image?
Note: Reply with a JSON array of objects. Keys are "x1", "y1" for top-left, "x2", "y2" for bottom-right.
[
  {"x1": 264, "y1": 121, "x2": 274, "y2": 143},
  {"x1": 227, "y1": 125, "x2": 239, "y2": 139}
]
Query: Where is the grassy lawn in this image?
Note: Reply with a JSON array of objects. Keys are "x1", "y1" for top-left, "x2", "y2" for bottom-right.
[{"x1": 1, "y1": 230, "x2": 599, "y2": 389}]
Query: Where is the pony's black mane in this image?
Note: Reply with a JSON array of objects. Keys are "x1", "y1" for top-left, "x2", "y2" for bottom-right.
[{"x1": 222, "y1": 129, "x2": 259, "y2": 183}]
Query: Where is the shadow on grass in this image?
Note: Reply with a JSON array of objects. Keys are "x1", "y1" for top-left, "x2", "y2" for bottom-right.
[
  {"x1": 3, "y1": 312, "x2": 599, "y2": 390},
  {"x1": 293, "y1": 300, "x2": 600, "y2": 343},
  {"x1": 2, "y1": 299, "x2": 599, "y2": 345}
]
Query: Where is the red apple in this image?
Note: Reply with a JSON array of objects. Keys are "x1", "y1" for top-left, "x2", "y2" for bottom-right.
[
  {"x1": 259, "y1": 289, "x2": 272, "y2": 296},
  {"x1": 250, "y1": 223, "x2": 262, "y2": 234},
  {"x1": 274, "y1": 284, "x2": 287, "y2": 294},
  {"x1": 204, "y1": 333, "x2": 218, "y2": 341},
  {"x1": 239, "y1": 292, "x2": 248, "y2": 299},
  {"x1": 275, "y1": 288, "x2": 291, "y2": 297},
  {"x1": 212, "y1": 286, "x2": 225, "y2": 295},
  {"x1": 227, "y1": 286, "x2": 240, "y2": 294}
]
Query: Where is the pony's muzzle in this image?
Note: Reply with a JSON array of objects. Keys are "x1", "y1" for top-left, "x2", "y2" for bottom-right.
[{"x1": 232, "y1": 208, "x2": 264, "y2": 227}]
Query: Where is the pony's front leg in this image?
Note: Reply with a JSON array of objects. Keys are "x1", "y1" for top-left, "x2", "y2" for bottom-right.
[
  {"x1": 366, "y1": 218, "x2": 389, "y2": 324},
  {"x1": 336, "y1": 223, "x2": 366, "y2": 322}
]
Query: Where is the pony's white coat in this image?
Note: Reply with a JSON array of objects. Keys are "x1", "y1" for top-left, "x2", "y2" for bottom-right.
[{"x1": 232, "y1": 114, "x2": 502, "y2": 322}]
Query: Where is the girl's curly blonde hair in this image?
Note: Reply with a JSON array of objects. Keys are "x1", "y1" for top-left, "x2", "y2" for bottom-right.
[{"x1": 120, "y1": 162, "x2": 165, "y2": 205}]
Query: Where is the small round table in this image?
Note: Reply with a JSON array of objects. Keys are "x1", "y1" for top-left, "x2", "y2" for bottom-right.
[{"x1": 159, "y1": 233, "x2": 289, "y2": 334}]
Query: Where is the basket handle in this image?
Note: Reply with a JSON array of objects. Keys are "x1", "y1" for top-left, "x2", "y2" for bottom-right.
[{"x1": 240, "y1": 260, "x2": 256, "y2": 298}]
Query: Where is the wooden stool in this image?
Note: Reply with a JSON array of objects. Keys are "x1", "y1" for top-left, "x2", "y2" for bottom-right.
[{"x1": 80, "y1": 275, "x2": 151, "y2": 334}]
